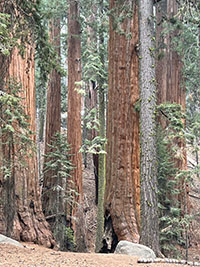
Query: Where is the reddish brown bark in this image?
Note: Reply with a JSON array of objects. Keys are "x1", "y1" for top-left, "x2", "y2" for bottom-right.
[
  {"x1": 67, "y1": 0, "x2": 83, "y2": 215},
  {"x1": 156, "y1": 0, "x2": 188, "y2": 211},
  {"x1": 104, "y1": 1, "x2": 140, "y2": 248},
  {"x1": 156, "y1": 1, "x2": 186, "y2": 121},
  {"x1": 0, "y1": 42, "x2": 55, "y2": 247},
  {"x1": 42, "y1": 18, "x2": 61, "y2": 217}
]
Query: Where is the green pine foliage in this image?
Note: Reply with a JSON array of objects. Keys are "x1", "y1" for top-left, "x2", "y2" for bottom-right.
[
  {"x1": 157, "y1": 103, "x2": 192, "y2": 257},
  {"x1": 81, "y1": 108, "x2": 106, "y2": 155},
  {"x1": 80, "y1": 0, "x2": 108, "y2": 160},
  {"x1": 161, "y1": 2, "x2": 200, "y2": 177},
  {"x1": 0, "y1": 13, "x2": 16, "y2": 56},
  {"x1": 43, "y1": 132, "x2": 76, "y2": 208},
  {"x1": 0, "y1": 79, "x2": 34, "y2": 179},
  {"x1": 157, "y1": 5, "x2": 200, "y2": 257},
  {"x1": 42, "y1": 132, "x2": 77, "y2": 250},
  {"x1": 157, "y1": 126, "x2": 182, "y2": 257},
  {"x1": 81, "y1": 0, "x2": 108, "y2": 86}
]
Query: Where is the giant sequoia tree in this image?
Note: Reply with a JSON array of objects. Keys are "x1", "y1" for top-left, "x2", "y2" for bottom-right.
[
  {"x1": 104, "y1": 0, "x2": 140, "y2": 250},
  {"x1": 156, "y1": 0, "x2": 187, "y2": 184},
  {"x1": 0, "y1": 1, "x2": 55, "y2": 247},
  {"x1": 155, "y1": 0, "x2": 189, "y2": 255}
]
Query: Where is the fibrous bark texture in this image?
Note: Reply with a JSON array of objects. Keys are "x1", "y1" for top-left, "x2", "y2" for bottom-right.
[
  {"x1": 104, "y1": 0, "x2": 140, "y2": 250},
  {"x1": 42, "y1": 18, "x2": 61, "y2": 218},
  {"x1": 156, "y1": 0, "x2": 188, "y2": 210},
  {"x1": 67, "y1": 0, "x2": 83, "y2": 207},
  {"x1": 0, "y1": 42, "x2": 55, "y2": 247},
  {"x1": 67, "y1": 1, "x2": 86, "y2": 249},
  {"x1": 139, "y1": 0, "x2": 160, "y2": 255},
  {"x1": 41, "y1": 18, "x2": 63, "y2": 247},
  {"x1": 156, "y1": 0, "x2": 185, "y2": 112}
]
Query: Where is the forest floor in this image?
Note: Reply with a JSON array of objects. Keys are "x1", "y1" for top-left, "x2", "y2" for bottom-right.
[
  {"x1": 2, "y1": 153, "x2": 199, "y2": 267},
  {"x1": 0, "y1": 242, "x2": 200, "y2": 267}
]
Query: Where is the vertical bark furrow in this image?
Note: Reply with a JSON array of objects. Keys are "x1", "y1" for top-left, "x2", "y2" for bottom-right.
[
  {"x1": 156, "y1": 0, "x2": 187, "y2": 208},
  {"x1": 67, "y1": 0, "x2": 82, "y2": 205},
  {"x1": 42, "y1": 18, "x2": 61, "y2": 218},
  {"x1": 104, "y1": 0, "x2": 140, "y2": 248},
  {"x1": 139, "y1": 0, "x2": 160, "y2": 255}
]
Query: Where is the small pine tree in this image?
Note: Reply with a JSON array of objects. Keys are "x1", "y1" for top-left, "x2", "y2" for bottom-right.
[
  {"x1": 42, "y1": 132, "x2": 76, "y2": 250},
  {"x1": 157, "y1": 103, "x2": 192, "y2": 258}
]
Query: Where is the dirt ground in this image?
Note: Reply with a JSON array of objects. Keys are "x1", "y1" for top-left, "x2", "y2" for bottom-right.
[
  {"x1": 3, "y1": 152, "x2": 198, "y2": 267},
  {"x1": 1, "y1": 242, "x2": 200, "y2": 267}
]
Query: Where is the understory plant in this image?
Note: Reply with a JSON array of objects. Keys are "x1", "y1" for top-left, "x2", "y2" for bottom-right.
[
  {"x1": 42, "y1": 132, "x2": 76, "y2": 250},
  {"x1": 0, "y1": 79, "x2": 34, "y2": 181},
  {"x1": 157, "y1": 103, "x2": 192, "y2": 258}
]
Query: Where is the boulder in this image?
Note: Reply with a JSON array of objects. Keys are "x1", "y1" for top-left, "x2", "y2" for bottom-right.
[
  {"x1": 114, "y1": 240, "x2": 156, "y2": 259},
  {"x1": 0, "y1": 234, "x2": 24, "y2": 248}
]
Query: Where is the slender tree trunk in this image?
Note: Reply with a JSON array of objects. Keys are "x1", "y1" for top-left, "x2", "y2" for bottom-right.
[
  {"x1": 42, "y1": 18, "x2": 61, "y2": 216},
  {"x1": 67, "y1": 0, "x2": 86, "y2": 251},
  {"x1": 104, "y1": 0, "x2": 140, "y2": 251},
  {"x1": 85, "y1": 8, "x2": 99, "y2": 204},
  {"x1": 95, "y1": 0, "x2": 106, "y2": 253},
  {"x1": 42, "y1": 18, "x2": 63, "y2": 247},
  {"x1": 139, "y1": 0, "x2": 160, "y2": 256},
  {"x1": 67, "y1": 0, "x2": 82, "y2": 209}
]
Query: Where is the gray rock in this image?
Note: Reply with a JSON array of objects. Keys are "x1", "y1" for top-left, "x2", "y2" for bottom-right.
[
  {"x1": 0, "y1": 234, "x2": 24, "y2": 248},
  {"x1": 114, "y1": 240, "x2": 156, "y2": 260}
]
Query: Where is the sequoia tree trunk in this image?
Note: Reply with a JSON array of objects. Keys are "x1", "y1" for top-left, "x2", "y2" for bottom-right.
[
  {"x1": 42, "y1": 18, "x2": 62, "y2": 246},
  {"x1": 67, "y1": 0, "x2": 86, "y2": 251},
  {"x1": 42, "y1": 18, "x2": 61, "y2": 218},
  {"x1": 104, "y1": 0, "x2": 140, "y2": 251},
  {"x1": 156, "y1": 0, "x2": 188, "y2": 212},
  {"x1": 67, "y1": 0, "x2": 82, "y2": 208},
  {"x1": 0, "y1": 35, "x2": 55, "y2": 247}
]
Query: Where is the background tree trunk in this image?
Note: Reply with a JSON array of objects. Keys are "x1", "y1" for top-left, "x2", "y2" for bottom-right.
[
  {"x1": 139, "y1": 0, "x2": 160, "y2": 256},
  {"x1": 67, "y1": 0, "x2": 83, "y2": 210},
  {"x1": 84, "y1": 7, "x2": 98, "y2": 204},
  {"x1": 156, "y1": 0, "x2": 188, "y2": 212},
  {"x1": 104, "y1": 0, "x2": 140, "y2": 251},
  {"x1": 95, "y1": 0, "x2": 106, "y2": 253},
  {"x1": 42, "y1": 18, "x2": 62, "y2": 247},
  {"x1": 67, "y1": 0, "x2": 86, "y2": 251},
  {"x1": 42, "y1": 18, "x2": 61, "y2": 216}
]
